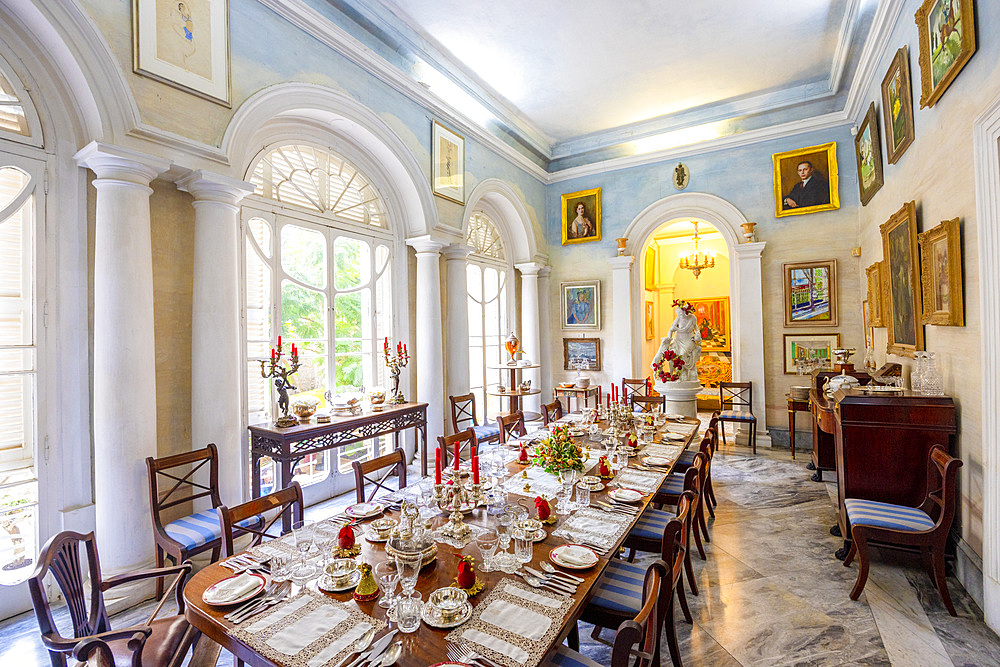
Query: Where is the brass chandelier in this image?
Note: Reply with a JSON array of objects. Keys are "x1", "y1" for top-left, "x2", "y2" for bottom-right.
[{"x1": 678, "y1": 221, "x2": 715, "y2": 278}]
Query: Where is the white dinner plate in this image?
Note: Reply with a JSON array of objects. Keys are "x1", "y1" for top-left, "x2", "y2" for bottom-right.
[
  {"x1": 550, "y1": 544, "x2": 599, "y2": 569},
  {"x1": 609, "y1": 488, "x2": 644, "y2": 503},
  {"x1": 345, "y1": 502, "x2": 384, "y2": 519},
  {"x1": 202, "y1": 572, "x2": 267, "y2": 606}
]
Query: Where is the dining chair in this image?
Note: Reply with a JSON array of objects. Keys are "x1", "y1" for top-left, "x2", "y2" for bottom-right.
[
  {"x1": 630, "y1": 394, "x2": 665, "y2": 414},
  {"x1": 145, "y1": 443, "x2": 262, "y2": 597},
  {"x1": 621, "y1": 378, "x2": 649, "y2": 402},
  {"x1": 497, "y1": 410, "x2": 527, "y2": 444},
  {"x1": 29, "y1": 530, "x2": 200, "y2": 667},
  {"x1": 449, "y1": 392, "x2": 501, "y2": 445},
  {"x1": 542, "y1": 399, "x2": 564, "y2": 425},
  {"x1": 842, "y1": 445, "x2": 963, "y2": 615},
  {"x1": 217, "y1": 481, "x2": 304, "y2": 558},
  {"x1": 553, "y1": 559, "x2": 666, "y2": 667},
  {"x1": 675, "y1": 423, "x2": 719, "y2": 517},
  {"x1": 353, "y1": 448, "x2": 407, "y2": 504},
  {"x1": 653, "y1": 452, "x2": 710, "y2": 561},
  {"x1": 438, "y1": 429, "x2": 479, "y2": 470},
  {"x1": 715, "y1": 381, "x2": 757, "y2": 454}
]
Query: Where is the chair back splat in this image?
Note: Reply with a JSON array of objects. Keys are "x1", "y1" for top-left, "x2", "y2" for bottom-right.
[
  {"x1": 217, "y1": 482, "x2": 304, "y2": 558},
  {"x1": 352, "y1": 448, "x2": 407, "y2": 504},
  {"x1": 542, "y1": 400, "x2": 564, "y2": 425},
  {"x1": 438, "y1": 429, "x2": 479, "y2": 469},
  {"x1": 497, "y1": 410, "x2": 527, "y2": 444},
  {"x1": 630, "y1": 394, "x2": 665, "y2": 414}
]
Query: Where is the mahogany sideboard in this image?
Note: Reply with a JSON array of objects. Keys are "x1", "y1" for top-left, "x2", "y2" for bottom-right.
[{"x1": 808, "y1": 370, "x2": 872, "y2": 481}]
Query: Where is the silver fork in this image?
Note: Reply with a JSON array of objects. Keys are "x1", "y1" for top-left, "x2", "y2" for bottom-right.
[
  {"x1": 230, "y1": 581, "x2": 291, "y2": 624},
  {"x1": 223, "y1": 581, "x2": 276, "y2": 621},
  {"x1": 449, "y1": 643, "x2": 502, "y2": 667}
]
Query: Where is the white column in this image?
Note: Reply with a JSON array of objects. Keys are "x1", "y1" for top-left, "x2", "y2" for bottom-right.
[
  {"x1": 407, "y1": 236, "x2": 448, "y2": 440},
  {"x1": 177, "y1": 171, "x2": 255, "y2": 504},
  {"x1": 538, "y1": 266, "x2": 553, "y2": 404},
  {"x1": 609, "y1": 255, "x2": 635, "y2": 382},
  {"x1": 515, "y1": 262, "x2": 544, "y2": 414},
  {"x1": 443, "y1": 244, "x2": 472, "y2": 402},
  {"x1": 75, "y1": 142, "x2": 168, "y2": 595},
  {"x1": 732, "y1": 241, "x2": 768, "y2": 441}
]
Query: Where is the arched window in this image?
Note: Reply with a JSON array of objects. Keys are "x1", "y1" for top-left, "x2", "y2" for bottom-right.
[
  {"x1": 466, "y1": 212, "x2": 510, "y2": 423},
  {"x1": 244, "y1": 144, "x2": 395, "y2": 484}
]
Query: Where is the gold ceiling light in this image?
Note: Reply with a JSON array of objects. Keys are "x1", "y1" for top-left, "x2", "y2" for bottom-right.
[{"x1": 678, "y1": 221, "x2": 715, "y2": 279}]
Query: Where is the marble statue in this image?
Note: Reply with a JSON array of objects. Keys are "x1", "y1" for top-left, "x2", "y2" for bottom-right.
[{"x1": 651, "y1": 301, "x2": 702, "y2": 383}]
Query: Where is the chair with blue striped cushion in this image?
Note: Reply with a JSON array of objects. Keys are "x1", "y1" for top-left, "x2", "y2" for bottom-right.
[
  {"x1": 561, "y1": 559, "x2": 666, "y2": 667},
  {"x1": 449, "y1": 393, "x2": 500, "y2": 453},
  {"x1": 629, "y1": 508, "x2": 675, "y2": 542},
  {"x1": 163, "y1": 508, "x2": 260, "y2": 550},
  {"x1": 673, "y1": 425, "x2": 720, "y2": 520},
  {"x1": 842, "y1": 445, "x2": 963, "y2": 616},
  {"x1": 473, "y1": 423, "x2": 501, "y2": 442},
  {"x1": 714, "y1": 381, "x2": 757, "y2": 454}
]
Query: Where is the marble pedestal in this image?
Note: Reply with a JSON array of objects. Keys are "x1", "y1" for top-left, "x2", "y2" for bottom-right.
[{"x1": 654, "y1": 380, "x2": 702, "y2": 418}]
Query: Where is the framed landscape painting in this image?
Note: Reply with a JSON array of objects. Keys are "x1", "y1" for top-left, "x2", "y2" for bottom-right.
[
  {"x1": 687, "y1": 296, "x2": 731, "y2": 353},
  {"x1": 432, "y1": 121, "x2": 465, "y2": 203},
  {"x1": 918, "y1": 217, "x2": 964, "y2": 326},
  {"x1": 561, "y1": 188, "x2": 601, "y2": 245},
  {"x1": 855, "y1": 102, "x2": 884, "y2": 206},
  {"x1": 866, "y1": 261, "x2": 886, "y2": 327},
  {"x1": 881, "y1": 47, "x2": 915, "y2": 164},
  {"x1": 783, "y1": 334, "x2": 840, "y2": 375},
  {"x1": 132, "y1": 0, "x2": 231, "y2": 106},
  {"x1": 783, "y1": 260, "x2": 838, "y2": 327},
  {"x1": 561, "y1": 280, "x2": 600, "y2": 330},
  {"x1": 915, "y1": 0, "x2": 977, "y2": 108},
  {"x1": 563, "y1": 338, "x2": 601, "y2": 371},
  {"x1": 773, "y1": 142, "x2": 840, "y2": 218},
  {"x1": 880, "y1": 201, "x2": 924, "y2": 356}
]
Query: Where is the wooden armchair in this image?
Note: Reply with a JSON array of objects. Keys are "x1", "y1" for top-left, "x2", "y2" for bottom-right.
[
  {"x1": 842, "y1": 445, "x2": 963, "y2": 615},
  {"x1": 28, "y1": 531, "x2": 199, "y2": 667},
  {"x1": 630, "y1": 394, "x2": 665, "y2": 413},
  {"x1": 449, "y1": 393, "x2": 501, "y2": 446},
  {"x1": 542, "y1": 400, "x2": 564, "y2": 425},
  {"x1": 217, "y1": 482, "x2": 304, "y2": 559},
  {"x1": 714, "y1": 381, "x2": 757, "y2": 454},
  {"x1": 352, "y1": 448, "x2": 407, "y2": 504},
  {"x1": 497, "y1": 410, "x2": 527, "y2": 444},
  {"x1": 438, "y1": 429, "x2": 478, "y2": 470}
]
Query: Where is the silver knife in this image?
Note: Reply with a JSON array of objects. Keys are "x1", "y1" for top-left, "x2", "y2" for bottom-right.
[
  {"x1": 363, "y1": 637, "x2": 400, "y2": 667},
  {"x1": 345, "y1": 629, "x2": 397, "y2": 667}
]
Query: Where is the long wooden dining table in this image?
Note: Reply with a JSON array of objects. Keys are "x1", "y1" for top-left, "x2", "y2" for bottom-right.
[{"x1": 184, "y1": 415, "x2": 702, "y2": 667}]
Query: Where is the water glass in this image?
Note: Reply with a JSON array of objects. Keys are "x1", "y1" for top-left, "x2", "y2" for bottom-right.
[
  {"x1": 396, "y1": 593, "x2": 422, "y2": 633},
  {"x1": 476, "y1": 530, "x2": 500, "y2": 572},
  {"x1": 614, "y1": 446, "x2": 629, "y2": 471},
  {"x1": 395, "y1": 552, "x2": 422, "y2": 596},
  {"x1": 270, "y1": 555, "x2": 292, "y2": 582},
  {"x1": 513, "y1": 526, "x2": 533, "y2": 564},
  {"x1": 290, "y1": 520, "x2": 317, "y2": 581},
  {"x1": 575, "y1": 482, "x2": 591, "y2": 508},
  {"x1": 496, "y1": 512, "x2": 514, "y2": 551},
  {"x1": 589, "y1": 423, "x2": 601, "y2": 442},
  {"x1": 374, "y1": 560, "x2": 400, "y2": 609}
]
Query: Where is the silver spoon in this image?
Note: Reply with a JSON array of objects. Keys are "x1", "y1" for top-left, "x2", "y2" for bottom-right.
[
  {"x1": 378, "y1": 641, "x2": 403, "y2": 666},
  {"x1": 539, "y1": 561, "x2": 585, "y2": 583},
  {"x1": 333, "y1": 626, "x2": 376, "y2": 667},
  {"x1": 518, "y1": 571, "x2": 571, "y2": 596}
]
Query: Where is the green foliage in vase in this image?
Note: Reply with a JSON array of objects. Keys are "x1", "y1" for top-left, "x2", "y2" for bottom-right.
[{"x1": 532, "y1": 425, "x2": 584, "y2": 475}]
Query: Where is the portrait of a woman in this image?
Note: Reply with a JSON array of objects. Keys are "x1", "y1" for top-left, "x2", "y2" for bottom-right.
[
  {"x1": 561, "y1": 188, "x2": 601, "y2": 245},
  {"x1": 569, "y1": 203, "x2": 595, "y2": 239}
]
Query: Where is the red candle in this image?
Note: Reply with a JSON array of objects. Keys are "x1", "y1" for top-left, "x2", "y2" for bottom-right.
[
  {"x1": 271, "y1": 348, "x2": 275, "y2": 360},
  {"x1": 277, "y1": 335, "x2": 281, "y2": 349},
  {"x1": 454, "y1": 443, "x2": 461, "y2": 469},
  {"x1": 471, "y1": 445, "x2": 477, "y2": 460},
  {"x1": 472, "y1": 455, "x2": 479, "y2": 484},
  {"x1": 385, "y1": 336, "x2": 389, "y2": 348},
  {"x1": 435, "y1": 448, "x2": 442, "y2": 484},
  {"x1": 606, "y1": 394, "x2": 610, "y2": 408},
  {"x1": 403, "y1": 343, "x2": 407, "y2": 355},
  {"x1": 597, "y1": 386, "x2": 601, "y2": 403}
]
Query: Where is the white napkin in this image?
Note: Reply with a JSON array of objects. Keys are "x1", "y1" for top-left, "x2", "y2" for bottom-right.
[
  {"x1": 645, "y1": 456, "x2": 672, "y2": 466},
  {"x1": 480, "y1": 599, "x2": 551, "y2": 641},
  {"x1": 205, "y1": 573, "x2": 261, "y2": 603},
  {"x1": 306, "y1": 621, "x2": 372, "y2": 667},
  {"x1": 555, "y1": 545, "x2": 597, "y2": 567},
  {"x1": 503, "y1": 582, "x2": 563, "y2": 609},
  {"x1": 461, "y1": 627, "x2": 529, "y2": 665},
  {"x1": 266, "y1": 605, "x2": 350, "y2": 656}
]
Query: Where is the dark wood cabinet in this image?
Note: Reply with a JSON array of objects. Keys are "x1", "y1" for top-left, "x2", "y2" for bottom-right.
[{"x1": 809, "y1": 370, "x2": 871, "y2": 481}]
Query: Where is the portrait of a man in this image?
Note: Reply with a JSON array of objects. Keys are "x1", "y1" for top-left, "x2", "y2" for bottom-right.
[
  {"x1": 561, "y1": 188, "x2": 601, "y2": 245},
  {"x1": 773, "y1": 142, "x2": 840, "y2": 217}
]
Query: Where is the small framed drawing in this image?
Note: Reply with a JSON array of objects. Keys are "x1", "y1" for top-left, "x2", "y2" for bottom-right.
[
  {"x1": 783, "y1": 334, "x2": 840, "y2": 375},
  {"x1": 915, "y1": 0, "x2": 977, "y2": 108},
  {"x1": 866, "y1": 261, "x2": 886, "y2": 327},
  {"x1": 772, "y1": 142, "x2": 839, "y2": 217},
  {"x1": 918, "y1": 217, "x2": 964, "y2": 326},
  {"x1": 881, "y1": 47, "x2": 915, "y2": 164},
  {"x1": 855, "y1": 102, "x2": 884, "y2": 206},
  {"x1": 432, "y1": 121, "x2": 465, "y2": 204},
  {"x1": 645, "y1": 301, "x2": 654, "y2": 340},
  {"x1": 561, "y1": 188, "x2": 601, "y2": 245},
  {"x1": 563, "y1": 338, "x2": 601, "y2": 371},
  {"x1": 132, "y1": 0, "x2": 231, "y2": 106},
  {"x1": 561, "y1": 280, "x2": 600, "y2": 330},
  {"x1": 783, "y1": 260, "x2": 838, "y2": 327},
  {"x1": 880, "y1": 201, "x2": 924, "y2": 356}
]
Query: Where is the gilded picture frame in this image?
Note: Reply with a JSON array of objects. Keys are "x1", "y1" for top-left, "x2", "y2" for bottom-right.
[
  {"x1": 561, "y1": 280, "x2": 600, "y2": 330},
  {"x1": 918, "y1": 217, "x2": 964, "y2": 326},
  {"x1": 132, "y1": 0, "x2": 231, "y2": 106},
  {"x1": 881, "y1": 201, "x2": 924, "y2": 357},
  {"x1": 863, "y1": 300, "x2": 873, "y2": 349},
  {"x1": 783, "y1": 333, "x2": 841, "y2": 375},
  {"x1": 432, "y1": 121, "x2": 465, "y2": 204},
  {"x1": 687, "y1": 296, "x2": 731, "y2": 353},
  {"x1": 563, "y1": 338, "x2": 601, "y2": 371},
  {"x1": 773, "y1": 142, "x2": 840, "y2": 218},
  {"x1": 866, "y1": 261, "x2": 886, "y2": 327},
  {"x1": 561, "y1": 188, "x2": 601, "y2": 245},
  {"x1": 782, "y1": 260, "x2": 838, "y2": 327},
  {"x1": 880, "y1": 47, "x2": 915, "y2": 164},
  {"x1": 855, "y1": 102, "x2": 884, "y2": 206},
  {"x1": 915, "y1": 0, "x2": 977, "y2": 108},
  {"x1": 644, "y1": 301, "x2": 654, "y2": 340}
]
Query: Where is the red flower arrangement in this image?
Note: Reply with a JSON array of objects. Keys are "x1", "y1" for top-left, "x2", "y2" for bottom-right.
[
  {"x1": 671, "y1": 299, "x2": 695, "y2": 315},
  {"x1": 653, "y1": 349, "x2": 685, "y2": 383}
]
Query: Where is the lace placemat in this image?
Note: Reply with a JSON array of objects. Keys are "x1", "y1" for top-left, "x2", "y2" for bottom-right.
[
  {"x1": 246, "y1": 536, "x2": 299, "y2": 561},
  {"x1": 552, "y1": 506, "x2": 631, "y2": 553},
  {"x1": 232, "y1": 590, "x2": 388, "y2": 667},
  {"x1": 445, "y1": 580, "x2": 574, "y2": 667},
  {"x1": 641, "y1": 443, "x2": 684, "y2": 460},
  {"x1": 612, "y1": 467, "x2": 666, "y2": 494}
]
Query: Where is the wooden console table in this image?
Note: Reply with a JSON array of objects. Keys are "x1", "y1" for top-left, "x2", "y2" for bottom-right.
[
  {"x1": 785, "y1": 394, "x2": 809, "y2": 460},
  {"x1": 248, "y1": 402, "x2": 428, "y2": 528}
]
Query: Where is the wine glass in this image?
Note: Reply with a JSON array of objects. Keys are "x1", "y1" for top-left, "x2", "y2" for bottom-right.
[
  {"x1": 476, "y1": 530, "x2": 500, "y2": 573},
  {"x1": 494, "y1": 511, "x2": 515, "y2": 569},
  {"x1": 374, "y1": 560, "x2": 400, "y2": 610},
  {"x1": 395, "y1": 552, "x2": 423, "y2": 600},
  {"x1": 290, "y1": 520, "x2": 317, "y2": 583}
]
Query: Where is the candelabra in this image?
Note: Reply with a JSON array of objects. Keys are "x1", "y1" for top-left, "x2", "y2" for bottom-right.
[
  {"x1": 433, "y1": 468, "x2": 484, "y2": 540},
  {"x1": 383, "y1": 338, "x2": 410, "y2": 404},
  {"x1": 260, "y1": 339, "x2": 301, "y2": 428},
  {"x1": 606, "y1": 399, "x2": 635, "y2": 438}
]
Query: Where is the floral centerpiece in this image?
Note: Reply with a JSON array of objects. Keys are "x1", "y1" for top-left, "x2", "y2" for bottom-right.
[{"x1": 532, "y1": 424, "x2": 584, "y2": 476}]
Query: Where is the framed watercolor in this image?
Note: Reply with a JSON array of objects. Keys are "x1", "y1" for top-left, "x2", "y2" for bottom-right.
[
  {"x1": 915, "y1": 0, "x2": 976, "y2": 108},
  {"x1": 644, "y1": 301, "x2": 655, "y2": 340},
  {"x1": 855, "y1": 102, "x2": 884, "y2": 206},
  {"x1": 880, "y1": 201, "x2": 924, "y2": 356},
  {"x1": 132, "y1": 0, "x2": 231, "y2": 106},
  {"x1": 881, "y1": 47, "x2": 915, "y2": 164},
  {"x1": 561, "y1": 188, "x2": 601, "y2": 245},
  {"x1": 772, "y1": 142, "x2": 839, "y2": 218},
  {"x1": 687, "y1": 296, "x2": 731, "y2": 353},
  {"x1": 866, "y1": 261, "x2": 886, "y2": 327},
  {"x1": 431, "y1": 121, "x2": 465, "y2": 204},
  {"x1": 783, "y1": 333, "x2": 840, "y2": 375},
  {"x1": 782, "y1": 260, "x2": 838, "y2": 327},
  {"x1": 563, "y1": 338, "x2": 601, "y2": 371},
  {"x1": 918, "y1": 217, "x2": 964, "y2": 326},
  {"x1": 561, "y1": 280, "x2": 600, "y2": 330}
]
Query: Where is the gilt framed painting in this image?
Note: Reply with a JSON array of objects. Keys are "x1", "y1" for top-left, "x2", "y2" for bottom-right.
[
  {"x1": 644, "y1": 301, "x2": 654, "y2": 340},
  {"x1": 561, "y1": 188, "x2": 601, "y2": 245},
  {"x1": 773, "y1": 142, "x2": 840, "y2": 218},
  {"x1": 783, "y1": 260, "x2": 838, "y2": 327},
  {"x1": 432, "y1": 121, "x2": 465, "y2": 204},
  {"x1": 561, "y1": 281, "x2": 600, "y2": 330},
  {"x1": 855, "y1": 102, "x2": 884, "y2": 206},
  {"x1": 132, "y1": 0, "x2": 231, "y2": 106},
  {"x1": 880, "y1": 201, "x2": 924, "y2": 356},
  {"x1": 687, "y1": 296, "x2": 731, "y2": 353},
  {"x1": 881, "y1": 47, "x2": 915, "y2": 164},
  {"x1": 866, "y1": 261, "x2": 886, "y2": 327},
  {"x1": 918, "y1": 217, "x2": 964, "y2": 326},
  {"x1": 783, "y1": 334, "x2": 840, "y2": 375},
  {"x1": 563, "y1": 338, "x2": 601, "y2": 371},
  {"x1": 915, "y1": 0, "x2": 977, "y2": 108}
]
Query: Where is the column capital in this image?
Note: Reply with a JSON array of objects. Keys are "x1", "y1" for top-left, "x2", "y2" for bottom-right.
[
  {"x1": 514, "y1": 261, "x2": 546, "y2": 276},
  {"x1": 441, "y1": 243, "x2": 473, "y2": 261},
  {"x1": 609, "y1": 255, "x2": 635, "y2": 270},
  {"x1": 74, "y1": 141, "x2": 169, "y2": 186},
  {"x1": 733, "y1": 241, "x2": 766, "y2": 259},
  {"x1": 538, "y1": 266, "x2": 551, "y2": 278},
  {"x1": 406, "y1": 235, "x2": 449, "y2": 255},
  {"x1": 177, "y1": 170, "x2": 255, "y2": 207}
]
